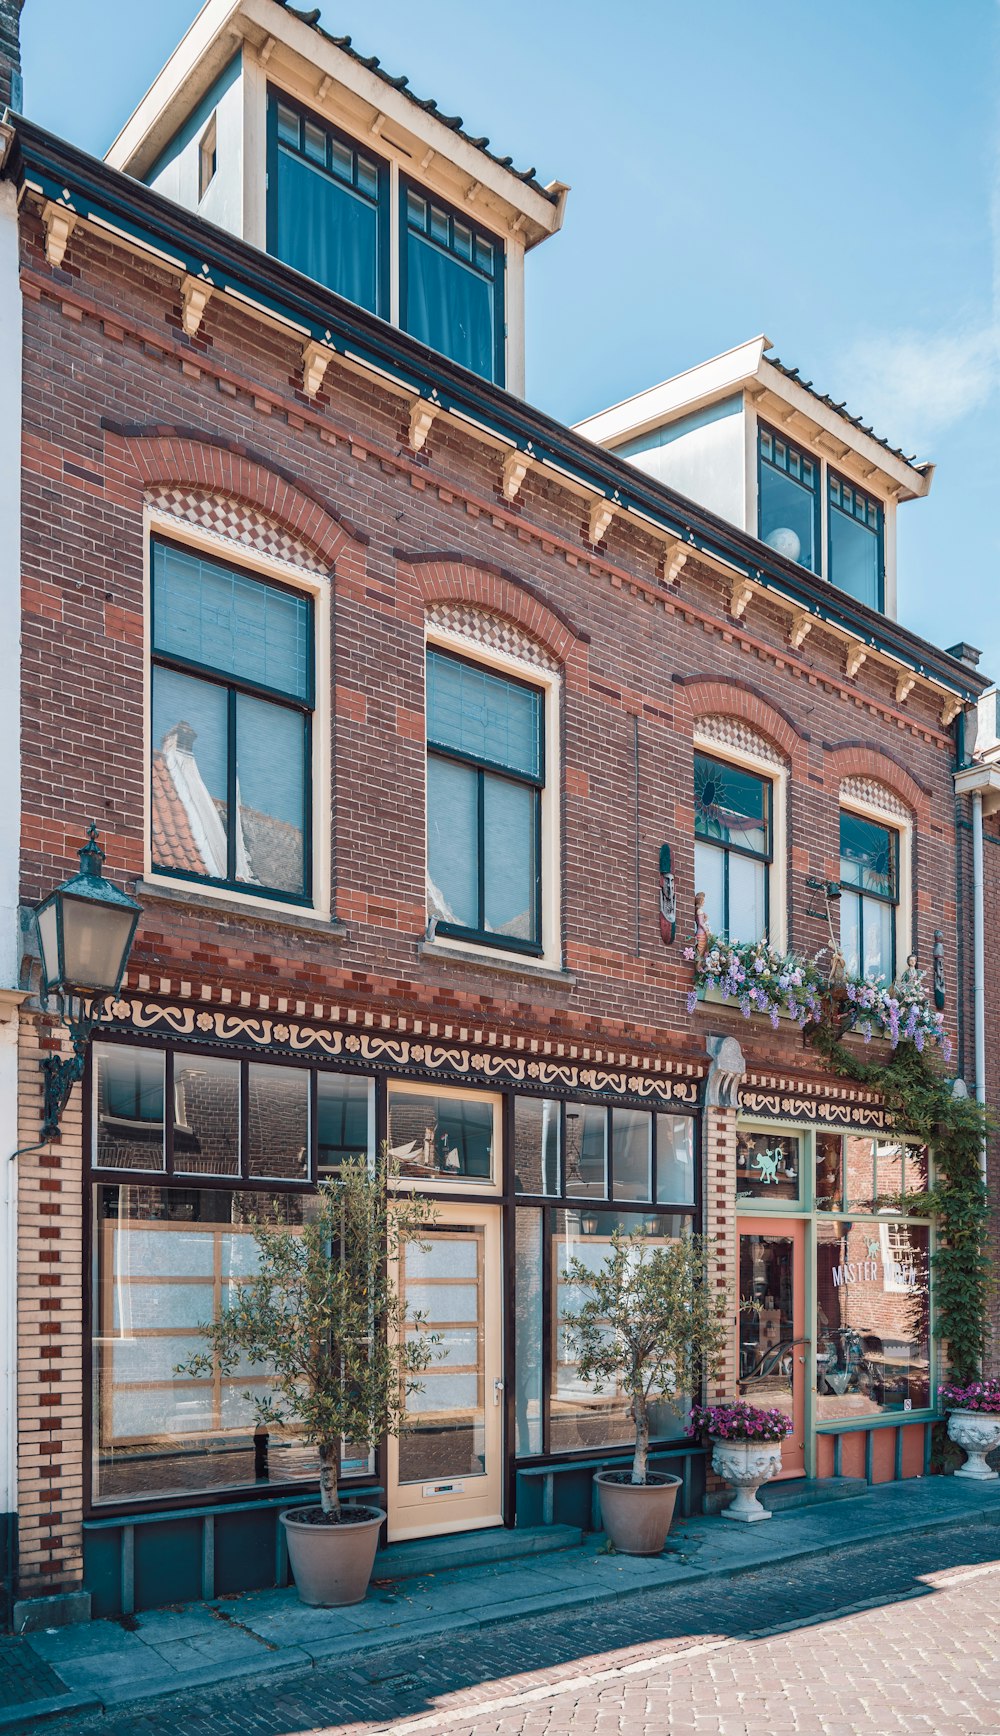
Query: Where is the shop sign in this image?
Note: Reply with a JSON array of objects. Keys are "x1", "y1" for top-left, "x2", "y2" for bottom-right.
[{"x1": 831, "y1": 1258, "x2": 918, "y2": 1289}]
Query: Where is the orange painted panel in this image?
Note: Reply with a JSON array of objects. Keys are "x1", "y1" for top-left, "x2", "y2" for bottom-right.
[
  {"x1": 816, "y1": 1434, "x2": 835, "y2": 1479},
  {"x1": 870, "y1": 1426, "x2": 897, "y2": 1484},
  {"x1": 901, "y1": 1423, "x2": 925, "y2": 1478},
  {"x1": 838, "y1": 1431, "x2": 867, "y2": 1479}
]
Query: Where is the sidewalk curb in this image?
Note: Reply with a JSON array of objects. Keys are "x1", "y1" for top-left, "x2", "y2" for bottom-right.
[{"x1": 0, "y1": 1692, "x2": 103, "y2": 1733}]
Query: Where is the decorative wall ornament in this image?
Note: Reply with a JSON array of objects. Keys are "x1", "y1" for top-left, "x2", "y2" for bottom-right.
[
  {"x1": 730, "y1": 577, "x2": 754, "y2": 620},
  {"x1": 694, "y1": 891, "x2": 709, "y2": 956},
  {"x1": 840, "y1": 776, "x2": 910, "y2": 823},
  {"x1": 146, "y1": 487, "x2": 329, "y2": 576},
  {"x1": 738, "y1": 1088, "x2": 889, "y2": 1129},
  {"x1": 41, "y1": 199, "x2": 77, "y2": 267},
  {"x1": 704, "y1": 1034, "x2": 746, "y2": 1109},
  {"x1": 933, "y1": 929, "x2": 946, "y2": 1011},
  {"x1": 845, "y1": 644, "x2": 868, "y2": 681},
  {"x1": 658, "y1": 844, "x2": 676, "y2": 945},
  {"x1": 408, "y1": 397, "x2": 439, "y2": 453},
  {"x1": 180, "y1": 274, "x2": 212, "y2": 337},
  {"x1": 501, "y1": 449, "x2": 531, "y2": 502},
  {"x1": 788, "y1": 609, "x2": 813, "y2": 650},
  {"x1": 587, "y1": 499, "x2": 615, "y2": 546},
  {"x1": 426, "y1": 600, "x2": 558, "y2": 671},
  {"x1": 302, "y1": 339, "x2": 334, "y2": 398},
  {"x1": 695, "y1": 715, "x2": 786, "y2": 768},
  {"x1": 97, "y1": 997, "x2": 701, "y2": 1106}
]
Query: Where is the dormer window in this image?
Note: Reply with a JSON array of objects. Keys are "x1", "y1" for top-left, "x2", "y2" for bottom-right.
[
  {"x1": 267, "y1": 94, "x2": 388, "y2": 315},
  {"x1": 758, "y1": 426, "x2": 819, "y2": 573},
  {"x1": 403, "y1": 184, "x2": 504, "y2": 384},
  {"x1": 829, "y1": 472, "x2": 884, "y2": 611}
]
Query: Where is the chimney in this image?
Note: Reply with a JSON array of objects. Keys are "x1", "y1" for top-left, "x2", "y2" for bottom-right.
[{"x1": 0, "y1": 0, "x2": 24, "y2": 114}]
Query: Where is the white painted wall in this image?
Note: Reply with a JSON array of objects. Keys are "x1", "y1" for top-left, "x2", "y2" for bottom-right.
[
  {"x1": 0, "y1": 173, "x2": 22, "y2": 1532},
  {"x1": 146, "y1": 48, "x2": 244, "y2": 237},
  {"x1": 612, "y1": 395, "x2": 745, "y2": 527}
]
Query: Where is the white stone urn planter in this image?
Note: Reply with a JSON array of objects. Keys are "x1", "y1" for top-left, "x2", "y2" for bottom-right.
[
  {"x1": 947, "y1": 1410, "x2": 1000, "y2": 1480},
  {"x1": 711, "y1": 1437, "x2": 783, "y2": 1521}
]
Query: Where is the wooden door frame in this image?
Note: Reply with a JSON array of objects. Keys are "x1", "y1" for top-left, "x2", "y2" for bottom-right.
[{"x1": 736, "y1": 1215, "x2": 808, "y2": 1481}]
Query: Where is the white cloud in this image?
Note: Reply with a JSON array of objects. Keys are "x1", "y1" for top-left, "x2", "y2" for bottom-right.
[{"x1": 835, "y1": 322, "x2": 1000, "y2": 455}]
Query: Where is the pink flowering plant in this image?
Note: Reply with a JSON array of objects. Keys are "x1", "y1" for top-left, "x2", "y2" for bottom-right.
[
  {"x1": 686, "y1": 1400, "x2": 794, "y2": 1444},
  {"x1": 683, "y1": 933, "x2": 824, "y2": 1030},
  {"x1": 938, "y1": 1378, "x2": 1000, "y2": 1415},
  {"x1": 843, "y1": 969, "x2": 949, "y2": 1058}
]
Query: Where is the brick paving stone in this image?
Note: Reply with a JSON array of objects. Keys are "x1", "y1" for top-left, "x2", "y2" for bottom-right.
[{"x1": 0, "y1": 1634, "x2": 64, "y2": 1708}]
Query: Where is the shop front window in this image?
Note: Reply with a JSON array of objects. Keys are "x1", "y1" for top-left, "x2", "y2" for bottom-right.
[
  {"x1": 815, "y1": 1219, "x2": 930, "y2": 1418},
  {"x1": 387, "y1": 1083, "x2": 498, "y2": 1185},
  {"x1": 736, "y1": 1130, "x2": 801, "y2": 1203},
  {"x1": 91, "y1": 1184, "x2": 314, "y2": 1505}
]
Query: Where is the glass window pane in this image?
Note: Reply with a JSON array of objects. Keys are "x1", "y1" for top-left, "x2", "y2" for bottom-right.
[
  {"x1": 453, "y1": 221, "x2": 473, "y2": 260},
  {"x1": 317, "y1": 1073, "x2": 373, "y2": 1172},
  {"x1": 474, "y1": 236, "x2": 494, "y2": 273},
  {"x1": 405, "y1": 230, "x2": 497, "y2": 381},
  {"x1": 153, "y1": 542, "x2": 311, "y2": 701},
  {"x1": 427, "y1": 652, "x2": 542, "y2": 780},
  {"x1": 275, "y1": 146, "x2": 379, "y2": 311},
  {"x1": 387, "y1": 1085, "x2": 496, "y2": 1183},
  {"x1": 656, "y1": 1115, "x2": 695, "y2": 1205},
  {"x1": 356, "y1": 155, "x2": 379, "y2": 199},
  {"x1": 513, "y1": 1096, "x2": 560, "y2": 1195},
  {"x1": 759, "y1": 440, "x2": 818, "y2": 572},
  {"x1": 816, "y1": 1221, "x2": 930, "y2": 1418},
  {"x1": 874, "y1": 1139, "x2": 905, "y2": 1206},
  {"x1": 863, "y1": 894, "x2": 894, "y2": 983},
  {"x1": 247, "y1": 1063, "x2": 309, "y2": 1181},
  {"x1": 94, "y1": 1045, "x2": 165, "y2": 1171},
  {"x1": 515, "y1": 1209, "x2": 544, "y2": 1455},
  {"x1": 906, "y1": 1145, "x2": 930, "y2": 1195},
  {"x1": 612, "y1": 1108, "x2": 651, "y2": 1200},
  {"x1": 397, "y1": 1226, "x2": 486, "y2": 1482},
  {"x1": 815, "y1": 1133, "x2": 844, "y2": 1211},
  {"x1": 736, "y1": 1131, "x2": 801, "y2": 1202},
  {"x1": 276, "y1": 104, "x2": 299, "y2": 146},
  {"x1": 840, "y1": 813, "x2": 896, "y2": 896},
  {"x1": 694, "y1": 755, "x2": 768, "y2": 855},
  {"x1": 429, "y1": 204, "x2": 449, "y2": 245},
  {"x1": 235, "y1": 694, "x2": 307, "y2": 896},
  {"x1": 173, "y1": 1055, "x2": 240, "y2": 1175},
  {"x1": 550, "y1": 1208, "x2": 692, "y2": 1453},
  {"x1": 830, "y1": 493, "x2": 882, "y2": 608},
  {"x1": 151, "y1": 667, "x2": 229, "y2": 880},
  {"x1": 303, "y1": 121, "x2": 326, "y2": 163},
  {"x1": 727, "y1": 853, "x2": 767, "y2": 944},
  {"x1": 329, "y1": 137, "x2": 352, "y2": 180},
  {"x1": 92, "y1": 1184, "x2": 313, "y2": 1504},
  {"x1": 694, "y1": 840, "x2": 725, "y2": 941},
  {"x1": 845, "y1": 1136, "x2": 877, "y2": 1211},
  {"x1": 427, "y1": 754, "x2": 478, "y2": 930},
  {"x1": 841, "y1": 890, "x2": 861, "y2": 976},
  {"x1": 483, "y1": 775, "x2": 537, "y2": 943},
  {"x1": 406, "y1": 189, "x2": 426, "y2": 226},
  {"x1": 565, "y1": 1104, "x2": 607, "y2": 1199}
]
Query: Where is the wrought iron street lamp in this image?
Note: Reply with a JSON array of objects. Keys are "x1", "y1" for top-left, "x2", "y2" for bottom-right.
[{"x1": 33, "y1": 822, "x2": 141, "y2": 1141}]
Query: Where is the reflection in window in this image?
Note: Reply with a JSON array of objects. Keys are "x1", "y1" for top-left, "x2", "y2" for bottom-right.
[
  {"x1": 565, "y1": 1104, "x2": 607, "y2": 1199},
  {"x1": 829, "y1": 472, "x2": 883, "y2": 610},
  {"x1": 387, "y1": 1085, "x2": 495, "y2": 1182},
  {"x1": 840, "y1": 811, "x2": 898, "y2": 983},
  {"x1": 656, "y1": 1115, "x2": 696, "y2": 1205},
  {"x1": 94, "y1": 1045, "x2": 166, "y2": 1171},
  {"x1": 815, "y1": 1133, "x2": 844, "y2": 1211},
  {"x1": 513, "y1": 1096, "x2": 560, "y2": 1195},
  {"x1": 270, "y1": 96, "x2": 385, "y2": 311},
  {"x1": 612, "y1": 1108, "x2": 652, "y2": 1201},
  {"x1": 91, "y1": 1184, "x2": 312, "y2": 1504},
  {"x1": 317, "y1": 1073, "x2": 373, "y2": 1173},
  {"x1": 173, "y1": 1055, "x2": 241, "y2": 1176},
  {"x1": 247, "y1": 1063, "x2": 309, "y2": 1181},
  {"x1": 514, "y1": 1209, "x2": 544, "y2": 1455},
  {"x1": 816, "y1": 1219, "x2": 930, "y2": 1417},
  {"x1": 396, "y1": 1226, "x2": 486, "y2": 1483},
  {"x1": 758, "y1": 426, "x2": 819, "y2": 572},
  {"x1": 736, "y1": 1131, "x2": 801, "y2": 1202},
  {"x1": 694, "y1": 752, "x2": 771, "y2": 943},
  {"x1": 403, "y1": 185, "x2": 503, "y2": 382}
]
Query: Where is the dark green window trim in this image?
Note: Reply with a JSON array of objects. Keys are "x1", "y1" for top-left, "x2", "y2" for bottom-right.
[
  {"x1": 839, "y1": 810, "x2": 898, "y2": 983},
  {"x1": 757, "y1": 422, "x2": 821, "y2": 575},
  {"x1": 400, "y1": 175, "x2": 505, "y2": 386},
  {"x1": 828, "y1": 469, "x2": 885, "y2": 612},
  {"x1": 693, "y1": 751, "x2": 773, "y2": 942}
]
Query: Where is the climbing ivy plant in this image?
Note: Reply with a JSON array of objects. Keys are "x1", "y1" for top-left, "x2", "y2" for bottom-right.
[{"x1": 810, "y1": 1016, "x2": 991, "y2": 1384}]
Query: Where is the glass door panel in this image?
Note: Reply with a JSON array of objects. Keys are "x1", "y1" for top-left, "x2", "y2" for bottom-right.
[
  {"x1": 737, "y1": 1220, "x2": 806, "y2": 1478},
  {"x1": 388, "y1": 1202, "x2": 502, "y2": 1539}
]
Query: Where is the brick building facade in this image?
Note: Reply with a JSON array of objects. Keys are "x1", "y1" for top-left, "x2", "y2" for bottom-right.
[{"x1": 1, "y1": 0, "x2": 992, "y2": 1625}]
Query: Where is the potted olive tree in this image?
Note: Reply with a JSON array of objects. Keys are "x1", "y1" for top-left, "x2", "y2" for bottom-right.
[
  {"x1": 561, "y1": 1225, "x2": 729, "y2": 1555},
  {"x1": 180, "y1": 1155, "x2": 439, "y2": 1607}
]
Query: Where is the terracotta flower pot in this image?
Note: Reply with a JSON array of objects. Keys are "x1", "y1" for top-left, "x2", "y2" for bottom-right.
[
  {"x1": 593, "y1": 1470, "x2": 682, "y2": 1556},
  {"x1": 947, "y1": 1410, "x2": 1000, "y2": 1481},
  {"x1": 280, "y1": 1505, "x2": 385, "y2": 1606}
]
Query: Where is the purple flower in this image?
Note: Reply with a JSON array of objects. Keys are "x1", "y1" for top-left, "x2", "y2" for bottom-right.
[{"x1": 686, "y1": 990, "x2": 698, "y2": 1014}]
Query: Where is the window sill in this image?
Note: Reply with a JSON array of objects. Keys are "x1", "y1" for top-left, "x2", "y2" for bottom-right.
[
  {"x1": 135, "y1": 879, "x2": 347, "y2": 940},
  {"x1": 418, "y1": 938, "x2": 575, "y2": 987},
  {"x1": 694, "y1": 984, "x2": 798, "y2": 1023}
]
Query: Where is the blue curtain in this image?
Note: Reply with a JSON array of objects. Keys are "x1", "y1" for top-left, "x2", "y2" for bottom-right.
[
  {"x1": 406, "y1": 232, "x2": 495, "y2": 380},
  {"x1": 276, "y1": 148, "x2": 378, "y2": 312}
]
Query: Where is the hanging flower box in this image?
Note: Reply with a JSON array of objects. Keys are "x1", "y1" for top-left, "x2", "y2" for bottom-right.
[
  {"x1": 684, "y1": 935, "x2": 824, "y2": 1030},
  {"x1": 841, "y1": 973, "x2": 950, "y2": 1058}
]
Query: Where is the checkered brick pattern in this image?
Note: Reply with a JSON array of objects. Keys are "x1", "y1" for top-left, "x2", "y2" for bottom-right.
[
  {"x1": 841, "y1": 774, "x2": 911, "y2": 820},
  {"x1": 426, "y1": 600, "x2": 560, "y2": 671},
  {"x1": 695, "y1": 714, "x2": 787, "y2": 766},
  {"x1": 147, "y1": 487, "x2": 329, "y2": 576}
]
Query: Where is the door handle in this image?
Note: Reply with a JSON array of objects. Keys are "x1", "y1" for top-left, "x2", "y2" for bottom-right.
[{"x1": 493, "y1": 1377, "x2": 504, "y2": 1407}]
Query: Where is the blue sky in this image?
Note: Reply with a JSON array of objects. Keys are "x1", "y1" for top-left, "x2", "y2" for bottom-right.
[{"x1": 20, "y1": 1, "x2": 1000, "y2": 677}]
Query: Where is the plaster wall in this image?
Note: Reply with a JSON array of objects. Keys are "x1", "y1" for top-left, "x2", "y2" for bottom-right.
[
  {"x1": 145, "y1": 50, "x2": 244, "y2": 236},
  {"x1": 610, "y1": 396, "x2": 745, "y2": 530}
]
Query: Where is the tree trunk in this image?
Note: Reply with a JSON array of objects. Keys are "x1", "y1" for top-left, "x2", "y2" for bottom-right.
[
  {"x1": 318, "y1": 1442, "x2": 340, "y2": 1517},
  {"x1": 631, "y1": 1391, "x2": 649, "y2": 1485}
]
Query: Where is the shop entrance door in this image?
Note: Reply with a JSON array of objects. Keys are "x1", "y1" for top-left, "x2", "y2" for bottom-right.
[
  {"x1": 736, "y1": 1219, "x2": 807, "y2": 1479},
  {"x1": 388, "y1": 1202, "x2": 503, "y2": 1540}
]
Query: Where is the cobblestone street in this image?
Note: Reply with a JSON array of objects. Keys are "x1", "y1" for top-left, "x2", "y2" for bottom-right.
[{"x1": 25, "y1": 1516, "x2": 1000, "y2": 1736}]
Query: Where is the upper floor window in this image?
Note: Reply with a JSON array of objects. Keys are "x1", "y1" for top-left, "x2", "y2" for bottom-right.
[
  {"x1": 268, "y1": 93, "x2": 388, "y2": 314},
  {"x1": 694, "y1": 752, "x2": 771, "y2": 943},
  {"x1": 829, "y1": 473, "x2": 884, "y2": 611},
  {"x1": 150, "y1": 539, "x2": 313, "y2": 903},
  {"x1": 758, "y1": 426, "x2": 819, "y2": 573},
  {"x1": 425, "y1": 647, "x2": 542, "y2": 953},
  {"x1": 402, "y1": 184, "x2": 504, "y2": 384},
  {"x1": 839, "y1": 811, "x2": 897, "y2": 982}
]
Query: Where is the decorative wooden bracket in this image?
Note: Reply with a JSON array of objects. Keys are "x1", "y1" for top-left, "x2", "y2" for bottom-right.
[
  {"x1": 730, "y1": 577, "x2": 754, "y2": 620},
  {"x1": 180, "y1": 275, "x2": 212, "y2": 337},
  {"x1": 789, "y1": 609, "x2": 813, "y2": 650},
  {"x1": 845, "y1": 644, "x2": 867, "y2": 680},
  {"x1": 588, "y1": 499, "x2": 614, "y2": 546},
  {"x1": 408, "y1": 398, "x2": 439, "y2": 453},
  {"x1": 502, "y1": 450, "x2": 531, "y2": 502},
  {"x1": 465, "y1": 180, "x2": 481, "y2": 204},
  {"x1": 302, "y1": 340, "x2": 334, "y2": 399},
  {"x1": 895, "y1": 671, "x2": 916, "y2": 706},
  {"x1": 259, "y1": 34, "x2": 276, "y2": 63},
  {"x1": 41, "y1": 200, "x2": 76, "y2": 268},
  {"x1": 661, "y1": 539, "x2": 688, "y2": 586},
  {"x1": 940, "y1": 695, "x2": 964, "y2": 728}
]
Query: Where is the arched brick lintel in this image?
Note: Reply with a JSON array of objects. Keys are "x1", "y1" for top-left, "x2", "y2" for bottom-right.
[
  {"x1": 674, "y1": 676, "x2": 809, "y2": 777},
  {"x1": 825, "y1": 742, "x2": 932, "y2": 831},
  {"x1": 399, "y1": 553, "x2": 590, "y2": 681},
  {"x1": 102, "y1": 425, "x2": 367, "y2": 567}
]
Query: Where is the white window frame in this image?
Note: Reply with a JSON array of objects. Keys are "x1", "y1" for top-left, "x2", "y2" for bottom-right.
[
  {"x1": 424, "y1": 623, "x2": 562, "y2": 971},
  {"x1": 693, "y1": 729, "x2": 788, "y2": 954},
  {"x1": 838, "y1": 787, "x2": 911, "y2": 986},
  {"x1": 142, "y1": 508, "x2": 331, "y2": 921}
]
